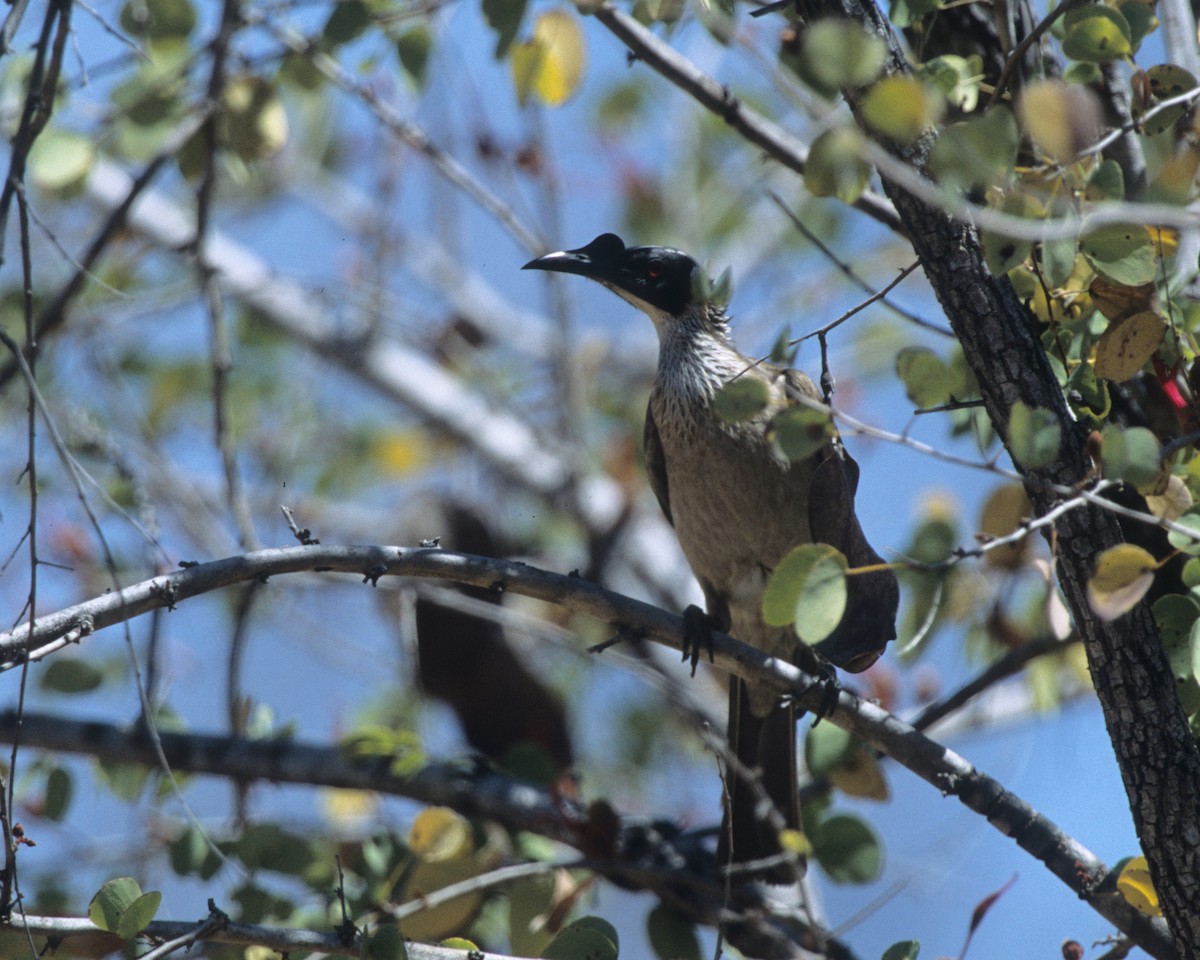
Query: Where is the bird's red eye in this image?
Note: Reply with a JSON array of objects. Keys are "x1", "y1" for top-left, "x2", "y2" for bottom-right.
[{"x1": 647, "y1": 259, "x2": 663, "y2": 279}]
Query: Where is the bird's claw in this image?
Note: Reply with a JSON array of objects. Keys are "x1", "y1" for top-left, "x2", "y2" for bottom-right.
[
  {"x1": 808, "y1": 657, "x2": 841, "y2": 727},
  {"x1": 681, "y1": 604, "x2": 718, "y2": 678}
]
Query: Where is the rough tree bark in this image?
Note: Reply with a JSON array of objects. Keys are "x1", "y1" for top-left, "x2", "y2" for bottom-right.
[{"x1": 789, "y1": 0, "x2": 1200, "y2": 953}]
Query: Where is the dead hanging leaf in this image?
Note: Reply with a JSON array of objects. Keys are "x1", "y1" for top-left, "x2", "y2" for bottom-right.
[
  {"x1": 1093, "y1": 310, "x2": 1166, "y2": 382},
  {"x1": 1088, "y1": 276, "x2": 1157, "y2": 323},
  {"x1": 1146, "y1": 474, "x2": 1193, "y2": 521},
  {"x1": 828, "y1": 741, "x2": 889, "y2": 801},
  {"x1": 978, "y1": 483, "x2": 1033, "y2": 571},
  {"x1": 511, "y1": 10, "x2": 586, "y2": 108},
  {"x1": 1087, "y1": 544, "x2": 1158, "y2": 620}
]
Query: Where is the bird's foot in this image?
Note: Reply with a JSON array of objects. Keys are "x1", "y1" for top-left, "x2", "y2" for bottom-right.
[
  {"x1": 808, "y1": 657, "x2": 841, "y2": 727},
  {"x1": 681, "y1": 604, "x2": 719, "y2": 678}
]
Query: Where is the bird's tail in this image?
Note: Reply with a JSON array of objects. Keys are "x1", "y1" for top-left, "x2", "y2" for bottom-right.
[{"x1": 718, "y1": 677, "x2": 803, "y2": 884}]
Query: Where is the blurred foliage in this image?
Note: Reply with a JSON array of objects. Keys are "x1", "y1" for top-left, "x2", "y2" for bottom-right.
[{"x1": 7, "y1": 0, "x2": 1200, "y2": 952}]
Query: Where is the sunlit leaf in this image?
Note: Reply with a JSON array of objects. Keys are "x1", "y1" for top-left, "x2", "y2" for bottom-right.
[
  {"x1": 762, "y1": 543, "x2": 848, "y2": 644},
  {"x1": 1081, "y1": 224, "x2": 1157, "y2": 285},
  {"x1": 409, "y1": 807, "x2": 472, "y2": 862},
  {"x1": 511, "y1": 10, "x2": 586, "y2": 108},
  {"x1": 1020, "y1": 80, "x2": 1101, "y2": 162},
  {"x1": 1062, "y1": 6, "x2": 1132, "y2": 62},
  {"x1": 88, "y1": 877, "x2": 144, "y2": 933},
  {"x1": 1167, "y1": 507, "x2": 1200, "y2": 555},
  {"x1": 1093, "y1": 311, "x2": 1165, "y2": 382},
  {"x1": 117, "y1": 891, "x2": 162, "y2": 938},
  {"x1": 713, "y1": 377, "x2": 769, "y2": 422},
  {"x1": 1087, "y1": 544, "x2": 1157, "y2": 620},
  {"x1": 222, "y1": 75, "x2": 288, "y2": 161},
  {"x1": 861, "y1": 76, "x2": 943, "y2": 142},
  {"x1": 799, "y1": 20, "x2": 887, "y2": 94},
  {"x1": 1117, "y1": 856, "x2": 1162, "y2": 916},
  {"x1": 28, "y1": 128, "x2": 95, "y2": 192}
]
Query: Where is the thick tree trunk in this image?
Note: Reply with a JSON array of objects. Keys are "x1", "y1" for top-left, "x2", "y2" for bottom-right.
[{"x1": 792, "y1": 0, "x2": 1200, "y2": 952}]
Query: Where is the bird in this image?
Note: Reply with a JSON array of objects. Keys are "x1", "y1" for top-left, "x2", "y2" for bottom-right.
[{"x1": 523, "y1": 233, "x2": 899, "y2": 883}]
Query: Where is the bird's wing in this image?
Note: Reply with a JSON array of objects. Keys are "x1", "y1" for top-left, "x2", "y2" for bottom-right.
[{"x1": 643, "y1": 405, "x2": 673, "y2": 526}]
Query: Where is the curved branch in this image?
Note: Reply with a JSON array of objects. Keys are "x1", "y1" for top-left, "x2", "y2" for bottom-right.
[{"x1": 0, "y1": 546, "x2": 1175, "y2": 955}]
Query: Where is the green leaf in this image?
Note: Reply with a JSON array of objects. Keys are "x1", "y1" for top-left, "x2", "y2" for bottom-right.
[
  {"x1": 1100, "y1": 424, "x2": 1160, "y2": 487},
  {"x1": 1086, "y1": 160, "x2": 1125, "y2": 201},
  {"x1": 1168, "y1": 507, "x2": 1200, "y2": 556},
  {"x1": 882, "y1": 941, "x2": 921, "y2": 960},
  {"x1": 365, "y1": 924, "x2": 410, "y2": 960},
  {"x1": 28, "y1": 129, "x2": 95, "y2": 192},
  {"x1": 1062, "y1": 7, "x2": 1132, "y2": 62},
  {"x1": 483, "y1": 0, "x2": 528, "y2": 58},
  {"x1": 119, "y1": 0, "x2": 195, "y2": 40},
  {"x1": 646, "y1": 903, "x2": 700, "y2": 960},
  {"x1": 1119, "y1": 1, "x2": 1152, "y2": 51},
  {"x1": 169, "y1": 824, "x2": 223, "y2": 880},
  {"x1": 888, "y1": 0, "x2": 941, "y2": 30},
  {"x1": 920, "y1": 54, "x2": 983, "y2": 111},
  {"x1": 1182, "y1": 557, "x2": 1200, "y2": 589},
  {"x1": 771, "y1": 406, "x2": 833, "y2": 462},
  {"x1": 39, "y1": 657, "x2": 104, "y2": 693},
  {"x1": 806, "y1": 126, "x2": 871, "y2": 203},
  {"x1": 542, "y1": 917, "x2": 619, "y2": 960},
  {"x1": 761, "y1": 543, "x2": 848, "y2": 643},
  {"x1": 1081, "y1": 224, "x2": 1157, "y2": 285},
  {"x1": 322, "y1": 0, "x2": 371, "y2": 46},
  {"x1": 508, "y1": 873, "x2": 557, "y2": 957},
  {"x1": 895, "y1": 346, "x2": 951, "y2": 409},
  {"x1": 44, "y1": 766, "x2": 73, "y2": 822},
  {"x1": 799, "y1": 21, "x2": 887, "y2": 94},
  {"x1": 929, "y1": 106, "x2": 1018, "y2": 191},
  {"x1": 1041, "y1": 231, "x2": 1079, "y2": 289},
  {"x1": 88, "y1": 877, "x2": 144, "y2": 933},
  {"x1": 713, "y1": 377, "x2": 769, "y2": 422},
  {"x1": 1007, "y1": 401, "x2": 1061, "y2": 469},
  {"x1": 235, "y1": 823, "x2": 319, "y2": 874},
  {"x1": 810, "y1": 814, "x2": 882, "y2": 884},
  {"x1": 396, "y1": 28, "x2": 432, "y2": 87},
  {"x1": 804, "y1": 721, "x2": 853, "y2": 777},
  {"x1": 1063, "y1": 61, "x2": 1102, "y2": 84},
  {"x1": 116, "y1": 891, "x2": 161, "y2": 938},
  {"x1": 1152, "y1": 594, "x2": 1200, "y2": 647}
]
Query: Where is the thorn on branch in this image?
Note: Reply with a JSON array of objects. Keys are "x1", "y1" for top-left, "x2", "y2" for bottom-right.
[
  {"x1": 418, "y1": 537, "x2": 441, "y2": 548},
  {"x1": 362, "y1": 564, "x2": 388, "y2": 587}
]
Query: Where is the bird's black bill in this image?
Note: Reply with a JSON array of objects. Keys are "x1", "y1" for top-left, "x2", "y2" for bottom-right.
[{"x1": 522, "y1": 233, "x2": 627, "y2": 278}]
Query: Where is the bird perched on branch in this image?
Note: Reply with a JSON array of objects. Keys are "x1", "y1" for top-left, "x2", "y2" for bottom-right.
[{"x1": 524, "y1": 233, "x2": 898, "y2": 882}]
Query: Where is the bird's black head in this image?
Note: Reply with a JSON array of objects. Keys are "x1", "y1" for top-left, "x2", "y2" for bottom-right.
[{"x1": 523, "y1": 233, "x2": 703, "y2": 317}]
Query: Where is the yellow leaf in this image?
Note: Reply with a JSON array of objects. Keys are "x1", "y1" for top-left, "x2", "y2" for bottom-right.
[
  {"x1": 778, "y1": 828, "x2": 813, "y2": 856},
  {"x1": 1093, "y1": 310, "x2": 1166, "y2": 382},
  {"x1": 860, "y1": 76, "x2": 943, "y2": 142},
  {"x1": 511, "y1": 10, "x2": 586, "y2": 108},
  {"x1": 1019, "y1": 80, "x2": 1101, "y2": 163},
  {"x1": 978, "y1": 483, "x2": 1033, "y2": 571},
  {"x1": 320, "y1": 788, "x2": 377, "y2": 827},
  {"x1": 1117, "y1": 856, "x2": 1162, "y2": 916},
  {"x1": 409, "y1": 806, "x2": 472, "y2": 862},
  {"x1": 372, "y1": 430, "x2": 430, "y2": 476},
  {"x1": 1146, "y1": 475, "x2": 1193, "y2": 522},
  {"x1": 1087, "y1": 544, "x2": 1157, "y2": 620}
]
